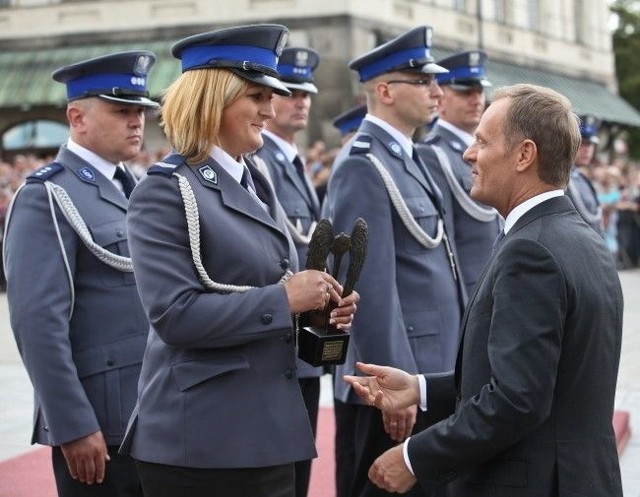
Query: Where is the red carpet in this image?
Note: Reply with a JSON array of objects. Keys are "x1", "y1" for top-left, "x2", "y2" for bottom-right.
[
  {"x1": 0, "y1": 408, "x2": 630, "y2": 497},
  {"x1": 0, "y1": 408, "x2": 336, "y2": 497}
]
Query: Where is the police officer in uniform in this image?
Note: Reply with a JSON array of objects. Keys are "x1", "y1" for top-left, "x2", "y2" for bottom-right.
[
  {"x1": 333, "y1": 104, "x2": 367, "y2": 145},
  {"x1": 324, "y1": 26, "x2": 466, "y2": 497},
  {"x1": 417, "y1": 50, "x2": 502, "y2": 295},
  {"x1": 327, "y1": 102, "x2": 367, "y2": 497},
  {"x1": 3, "y1": 51, "x2": 158, "y2": 497},
  {"x1": 253, "y1": 46, "x2": 323, "y2": 497},
  {"x1": 117, "y1": 25, "x2": 359, "y2": 497},
  {"x1": 566, "y1": 114, "x2": 604, "y2": 235}
]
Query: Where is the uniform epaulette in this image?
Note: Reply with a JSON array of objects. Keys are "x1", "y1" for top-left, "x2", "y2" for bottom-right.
[
  {"x1": 423, "y1": 134, "x2": 441, "y2": 146},
  {"x1": 147, "y1": 153, "x2": 185, "y2": 177},
  {"x1": 349, "y1": 134, "x2": 373, "y2": 155},
  {"x1": 26, "y1": 162, "x2": 64, "y2": 182}
]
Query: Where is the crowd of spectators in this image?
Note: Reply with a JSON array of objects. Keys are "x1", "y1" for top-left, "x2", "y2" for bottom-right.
[{"x1": 1, "y1": 147, "x2": 639, "y2": 293}]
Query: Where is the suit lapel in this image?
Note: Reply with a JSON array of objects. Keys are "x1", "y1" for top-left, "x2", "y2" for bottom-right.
[
  {"x1": 263, "y1": 135, "x2": 320, "y2": 217},
  {"x1": 360, "y1": 121, "x2": 435, "y2": 197},
  {"x1": 188, "y1": 158, "x2": 284, "y2": 235},
  {"x1": 454, "y1": 195, "x2": 575, "y2": 384},
  {"x1": 57, "y1": 147, "x2": 128, "y2": 211}
]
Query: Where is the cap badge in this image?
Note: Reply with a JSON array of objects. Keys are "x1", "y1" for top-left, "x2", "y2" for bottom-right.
[
  {"x1": 469, "y1": 51, "x2": 481, "y2": 67},
  {"x1": 133, "y1": 54, "x2": 152, "y2": 76},
  {"x1": 295, "y1": 50, "x2": 309, "y2": 66},
  {"x1": 425, "y1": 27, "x2": 433, "y2": 47},
  {"x1": 198, "y1": 165, "x2": 218, "y2": 184},
  {"x1": 276, "y1": 31, "x2": 288, "y2": 56}
]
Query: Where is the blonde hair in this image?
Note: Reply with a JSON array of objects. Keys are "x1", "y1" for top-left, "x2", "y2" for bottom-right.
[{"x1": 161, "y1": 68, "x2": 248, "y2": 164}]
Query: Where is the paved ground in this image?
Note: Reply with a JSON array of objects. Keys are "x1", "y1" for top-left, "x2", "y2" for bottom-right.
[{"x1": 1, "y1": 268, "x2": 639, "y2": 495}]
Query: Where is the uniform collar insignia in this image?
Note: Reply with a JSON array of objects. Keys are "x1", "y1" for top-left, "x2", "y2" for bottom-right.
[
  {"x1": 77, "y1": 166, "x2": 96, "y2": 182},
  {"x1": 450, "y1": 140, "x2": 463, "y2": 152},
  {"x1": 389, "y1": 141, "x2": 402, "y2": 156},
  {"x1": 198, "y1": 165, "x2": 218, "y2": 184},
  {"x1": 275, "y1": 151, "x2": 286, "y2": 163}
]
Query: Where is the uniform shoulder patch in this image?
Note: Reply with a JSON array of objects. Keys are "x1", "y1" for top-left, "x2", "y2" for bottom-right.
[
  {"x1": 148, "y1": 154, "x2": 185, "y2": 177},
  {"x1": 349, "y1": 134, "x2": 372, "y2": 155},
  {"x1": 148, "y1": 162, "x2": 180, "y2": 177},
  {"x1": 26, "y1": 162, "x2": 64, "y2": 182},
  {"x1": 423, "y1": 134, "x2": 441, "y2": 145}
]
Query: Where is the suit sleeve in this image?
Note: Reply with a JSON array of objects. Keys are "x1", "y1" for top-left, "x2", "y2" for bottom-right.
[
  {"x1": 408, "y1": 237, "x2": 566, "y2": 487},
  {"x1": 126, "y1": 174, "x2": 294, "y2": 349},
  {"x1": 4, "y1": 183, "x2": 100, "y2": 445},
  {"x1": 328, "y1": 156, "x2": 418, "y2": 373}
]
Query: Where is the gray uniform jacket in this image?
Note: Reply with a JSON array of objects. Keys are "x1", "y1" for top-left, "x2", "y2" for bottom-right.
[
  {"x1": 254, "y1": 135, "x2": 322, "y2": 378},
  {"x1": 419, "y1": 124, "x2": 502, "y2": 294},
  {"x1": 3, "y1": 146, "x2": 149, "y2": 447},
  {"x1": 325, "y1": 120, "x2": 465, "y2": 405},
  {"x1": 119, "y1": 154, "x2": 317, "y2": 468},
  {"x1": 566, "y1": 166, "x2": 604, "y2": 236}
]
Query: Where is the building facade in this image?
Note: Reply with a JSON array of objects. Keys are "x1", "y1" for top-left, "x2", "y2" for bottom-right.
[{"x1": 1, "y1": 0, "x2": 638, "y2": 159}]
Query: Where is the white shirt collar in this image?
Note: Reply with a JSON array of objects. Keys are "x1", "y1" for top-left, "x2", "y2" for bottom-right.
[
  {"x1": 504, "y1": 190, "x2": 564, "y2": 234},
  {"x1": 67, "y1": 138, "x2": 121, "y2": 181},
  {"x1": 364, "y1": 114, "x2": 414, "y2": 157},
  {"x1": 210, "y1": 146, "x2": 246, "y2": 184},
  {"x1": 436, "y1": 119, "x2": 474, "y2": 148},
  {"x1": 262, "y1": 129, "x2": 299, "y2": 163}
]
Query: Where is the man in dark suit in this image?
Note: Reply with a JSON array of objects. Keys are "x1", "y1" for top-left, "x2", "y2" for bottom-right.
[
  {"x1": 566, "y1": 114, "x2": 604, "y2": 235},
  {"x1": 324, "y1": 25, "x2": 466, "y2": 497},
  {"x1": 417, "y1": 50, "x2": 502, "y2": 295},
  {"x1": 345, "y1": 84, "x2": 623, "y2": 497},
  {"x1": 253, "y1": 45, "x2": 323, "y2": 497},
  {"x1": 3, "y1": 51, "x2": 157, "y2": 497}
]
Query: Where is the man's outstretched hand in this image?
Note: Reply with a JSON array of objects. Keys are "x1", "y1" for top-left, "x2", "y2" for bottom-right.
[{"x1": 344, "y1": 362, "x2": 420, "y2": 413}]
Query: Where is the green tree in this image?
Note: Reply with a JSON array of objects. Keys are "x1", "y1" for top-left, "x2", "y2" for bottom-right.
[{"x1": 611, "y1": 0, "x2": 640, "y2": 158}]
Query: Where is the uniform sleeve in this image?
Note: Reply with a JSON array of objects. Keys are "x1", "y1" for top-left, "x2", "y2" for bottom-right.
[
  {"x1": 126, "y1": 174, "x2": 294, "y2": 349},
  {"x1": 4, "y1": 183, "x2": 100, "y2": 445},
  {"x1": 327, "y1": 156, "x2": 418, "y2": 373}
]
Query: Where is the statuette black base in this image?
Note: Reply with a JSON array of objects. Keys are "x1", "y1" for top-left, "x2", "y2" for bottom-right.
[{"x1": 297, "y1": 325, "x2": 350, "y2": 367}]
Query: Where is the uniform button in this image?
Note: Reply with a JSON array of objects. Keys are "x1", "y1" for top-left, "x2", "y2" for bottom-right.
[
  {"x1": 456, "y1": 393, "x2": 462, "y2": 402},
  {"x1": 116, "y1": 229, "x2": 124, "y2": 237},
  {"x1": 261, "y1": 313, "x2": 273, "y2": 325},
  {"x1": 106, "y1": 359, "x2": 115, "y2": 367},
  {"x1": 284, "y1": 369, "x2": 294, "y2": 379},
  {"x1": 280, "y1": 258, "x2": 290, "y2": 270},
  {"x1": 407, "y1": 325, "x2": 414, "y2": 332},
  {"x1": 283, "y1": 333, "x2": 293, "y2": 343}
]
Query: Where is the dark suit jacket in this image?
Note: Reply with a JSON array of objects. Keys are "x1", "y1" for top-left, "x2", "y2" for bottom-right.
[{"x1": 408, "y1": 195, "x2": 623, "y2": 496}]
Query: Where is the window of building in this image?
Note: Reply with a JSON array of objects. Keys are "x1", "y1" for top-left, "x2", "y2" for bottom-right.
[
  {"x1": 2, "y1": 120, "x2": 68, "y2": 158},
  {"x1": 574, "y1": 0, "x2": 585, "y2": 43},
  {"x1": 528, "y1": 0, "x2": 540, "y2": 31}
]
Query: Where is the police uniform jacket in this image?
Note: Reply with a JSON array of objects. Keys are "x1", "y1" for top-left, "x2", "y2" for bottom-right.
[
  {"x1": 3, "y1": 146, "x2": 149, "y2": 447},
  {"x1": 255, "y1": 134, "x2": 322, "y2": 378},
  {"x1": 566, "y1": 166, "x2": 604, "y2": 236},
  {"x1": 419, "y1": 123, "x2": 502, "y2": 294},
  {"x1": 119, "y1": 154, "x2": 317, "y2": 468},
  {"x1": 325, "y1": 119, "x2": 465, "y2": 405},
  {"x1": 408, "y1": 196, "x2": 623, "y2": 496}
]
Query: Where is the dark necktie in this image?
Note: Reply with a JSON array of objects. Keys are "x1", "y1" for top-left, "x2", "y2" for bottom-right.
[
  {"x1": 240, "y1": 166, "x2": 256, "y2": 192},
  {"x1": 114, "y1": 167, "x2": 135, "y2": 199}
]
